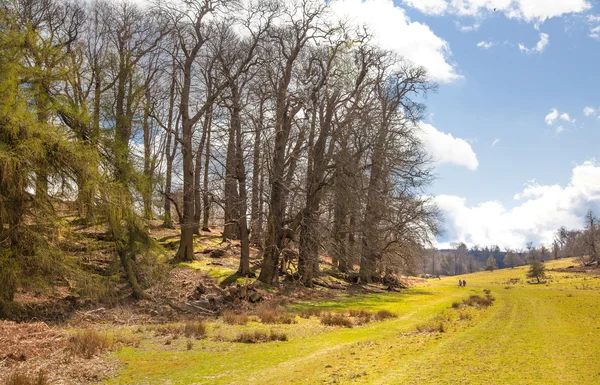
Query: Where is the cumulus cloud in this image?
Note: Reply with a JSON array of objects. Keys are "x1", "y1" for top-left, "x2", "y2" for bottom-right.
[
  {"x1": 418, "y1": 123, "x2": 479, "y2": 170},
  {"x1": 330, "y1": 0, "x2": 460, "y2": 83},
  {"x1": 584, "y1": 106, "x2": 596, "y2": 116},
  {"x1": 556, "y1": 125, "x2": 565, "y2": 134},
  {"x1": 519, "y1": 33, "x2": 549, "y2": 54},
  {"x1": 560, "y1": 112, "x2": 571, "y2": 122},
  {"x1": 477, "y1": 41, "x2": 494, "y2": 49},
  {"x1": 404, "y1": 0, "x2": 591, "y2": 25},
  {"x1": 436, "y1": 160, "x2": 600, "y2": 249},
  {"x1": 545, "y1": 108, "x2": 559, "y2": 125}
]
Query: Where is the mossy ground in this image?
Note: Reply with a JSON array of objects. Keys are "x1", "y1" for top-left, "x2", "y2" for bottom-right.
[{"x1": 102, "y1": 258, "x2": 600, "y2": 384}]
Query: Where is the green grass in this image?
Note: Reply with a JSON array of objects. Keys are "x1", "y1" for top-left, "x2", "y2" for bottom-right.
[
  {"x1": 179, "y1": 260, "x2": 237, "y2": 283},
  {"x1": 103, "y1": 258, "x2": 600, "y2": 384}
]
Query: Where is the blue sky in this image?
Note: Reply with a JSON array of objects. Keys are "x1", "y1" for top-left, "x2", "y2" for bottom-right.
[
  {"x1": 332, "y1": 0, "x2": 600, "y2": 249},
  {"x1": 417, "y1": 5, "x2": 600, "y2": 204}
]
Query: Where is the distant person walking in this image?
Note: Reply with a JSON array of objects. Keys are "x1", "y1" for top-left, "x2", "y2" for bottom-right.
[
  {"x1": 459, "y1": 279, "x2": 462, "y2": 287},
  {"x1": 462, "y1": 279, "x2": 467, "y2": 287}
]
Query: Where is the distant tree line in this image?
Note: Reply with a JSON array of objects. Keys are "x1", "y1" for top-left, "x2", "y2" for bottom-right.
[{"x1": 421, "y1": 209, "x2": 600, "y2": 276}]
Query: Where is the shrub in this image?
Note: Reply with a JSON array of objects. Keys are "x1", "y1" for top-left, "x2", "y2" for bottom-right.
[
  {"x1": 299, "y1": 308, "x2": 322, "y2": 319},
  {"x1": 234, "y1": 330, "x2": 268, "y2": 343},
  {"x1": 277, "y1": 312, "x2": 297, "y2": 325},
  {"x1": 463, "y1": 295, "x2": 494, "y2": 309},
  {"x1": 348, "y1": 309, "x2": 371, "y2": 318},
  {"x1": 416, "y1": 320, "x2": 446, "y2": 334},
  {"x1": 458, "y1": 311, "x2": 473, "y2": 321},
  {"x1": 4, "y1": 371, "x2": 48, "y2": 385},
  {"x1": 113, "y1": 334, "x2": 141, "y2": 348},
  {"x1": 268, "y1": 330, "x2": 288, "y2": 342},
  {"x1": 222, "y1": 310, "x2": 249, "y2": 325},
  {"x1": 233, "y1": 329, "x2": 288, "y2": 343},
  {"x1": 186, "y1": 339, "x2": 194, "y2": 350},
  {"x1": 320, "y1": 313, "x2": 353, "y2": 328},
  {"x1": 182, "y1": 321, "x2": 206, "y2": 339},
  {"x1": 67, "y1": 329, "x2": 111, "y2": 359},
  {"x1": 257, "y1": 307, "x2": 278, "y2": 323},
  {"x1": 152, "y1": 322, "x2": 206, "y2": 339},
  {"x1": 374, "y1": 310, "x2": 397, "y2": 321},
  {"x1": 348, "y1": 309, "x2": 372, "y2": 325},
  {"x1": 256, "y1": 305, "x2": 296, "y2": 324},
  {"x1": 152, "y1": 324, "x2": 181, "y2": 337}
]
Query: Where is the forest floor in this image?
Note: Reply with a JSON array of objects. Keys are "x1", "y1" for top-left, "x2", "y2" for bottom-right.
[{"x1": 4, "y1": 227, "x2": 600, "y2": 384}]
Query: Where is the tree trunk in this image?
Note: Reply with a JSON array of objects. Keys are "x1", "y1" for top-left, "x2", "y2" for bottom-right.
[
  {"x1": 297, "y1": 93, "x2": 337, "y2": 285},
  {"x1": 193, "y1": 108, "x2": 211, "y2": 234},
  {"x1": 223, "y1": 119, "x2": 239, "y2": 241},
  {"x1": 258, "y1": 114, "x2": 292, "y2": 284},
  {"x1": 230, "y1": 88, "x2": 250, "y2": 275},
  {"x1": 164, "y1": 148, "x2": 174, "y2": 228},
  {"x1": 359, "y1": 140, "x2": 386, "y2": 283},
  {"x1": 257, "y1": 154, "x2": 265, "y2": 244},
  {"x1": 250, "y1": 99, "x2": 264, "y2": 245},
  {"x1": 202, "y1": 123, "x2": 211, "y2": 232},
  {"x1": 332, "y1": 187, "x2": 349, "y2": 272},
  {"x1": 77, "y1": 64, "x2": 102, "y2": 222},
  {"x1": 142, "y1": 88, "x2": 153, "y2": 220},
  {"x1": 163, "y1": 52, "x2": 178, "y2": 228},
  {"x1": 112, "y1": 62, "x2": 146, "y2": 299},
  {"x1": 175, "y1": 119, "x2": 196, "y2": 262}
]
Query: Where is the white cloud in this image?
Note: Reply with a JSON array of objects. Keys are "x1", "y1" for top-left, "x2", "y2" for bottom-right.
[
  {"x1": 403, "y1": 0, "x2": 448, "y2": 15},
  {"x1": 584, "y1": 106, "x2": 596, "y2": 116},
  {"x1": 519, "y1": 32, "x2": 549, "y2": 54},
  {"x1": 404, "y1": 0, "x2": 591, "y2": 25},
  {"x1": 588, "y1": 16, "x2": 600, "y2": 39},
  {"x1": 545, "y1": 108, "x2": 559, "y2": 125},
  {"x1": 477, "y1": 41, "x2": 495, "y2": 49},
  {"x1": 588, "y1": 15, "x2": 600, "y2": 23},
  {"x1": 330, "y1": 0, "x2": 460, "y2": 83},
  {"x1": 545, "y1": 108, "x2": 573, "y2": 128},
  {"x1": 436, "y1": 160, "x2": 600, "y2": 249},
  {"x1": 418, "y1": 123, "x2": 479, "y2": 170},
  {"x1": 491, "y1": 138, "x2": 500, "y2": 147},
  {"x1": 456, "y1": 21, "x2": 481, "y2": 32}
]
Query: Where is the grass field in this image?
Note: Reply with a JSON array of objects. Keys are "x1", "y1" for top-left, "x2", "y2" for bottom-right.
[{"x1": 104, "y1": 258, "x2": 600, "y2": 384}]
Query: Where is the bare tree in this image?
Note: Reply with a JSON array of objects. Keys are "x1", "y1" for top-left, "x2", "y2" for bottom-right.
[
  {"x1": 258, "y1": 0, "x2": 328, "y2": 284},
  {"x1": 359, "y1": 58, "x2": 437, "y2": 283},
  {"x1": 163, "y1": 0, "x2": 231, "y2": 262},
  {"x1": 580, "y1": 210, "x2": 600, "y2": 265}
]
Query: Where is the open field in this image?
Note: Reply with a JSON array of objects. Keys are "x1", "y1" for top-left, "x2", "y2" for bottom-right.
[{"x1": 94, "y1": 258, "x2": 600, "y2": 385}]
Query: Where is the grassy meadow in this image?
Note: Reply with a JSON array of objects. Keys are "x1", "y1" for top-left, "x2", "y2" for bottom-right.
[{"x1": 103, "y1": 258, "x2": 600, "y2": 385}]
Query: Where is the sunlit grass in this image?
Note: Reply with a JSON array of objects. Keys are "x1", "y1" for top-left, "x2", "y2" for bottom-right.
[
  {"x1": 179, "y1": 260, "x2": 237, "y2": 284},
  {"x1": 104, "y1": 257, "x2": 600, "y2": 384}
]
